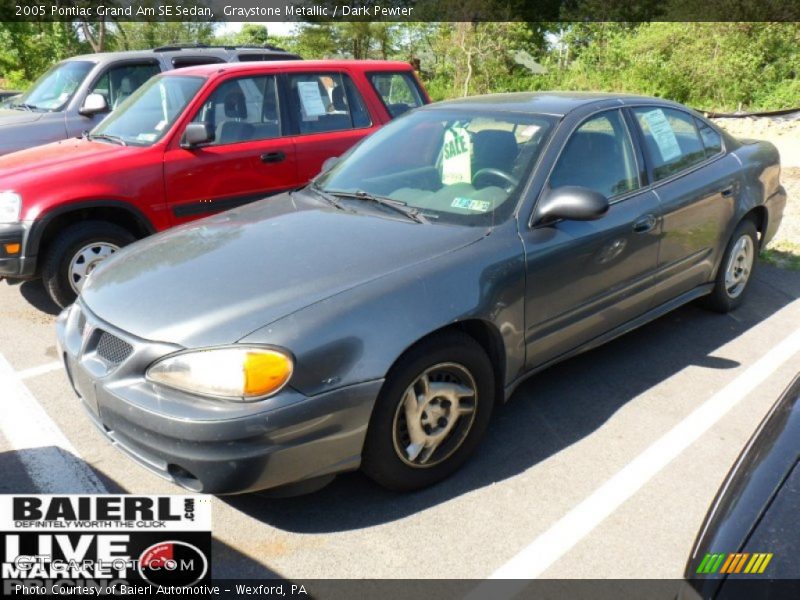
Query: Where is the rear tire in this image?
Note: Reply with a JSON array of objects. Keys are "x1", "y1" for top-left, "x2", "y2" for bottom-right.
[
  {"x1": 41, "y1": 221, "x2": 135, "y2": 308},
  {"x1": 700, "y1": 218, "x2": 758, "y2": 313},
  {"x1": 361, "y1": 331, "x2": 495, "y2": 492}
]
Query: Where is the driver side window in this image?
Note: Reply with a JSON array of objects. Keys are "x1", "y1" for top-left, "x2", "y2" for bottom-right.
[
  {"x1": 89, "y1": 62, "x2": 161, "y2": 110},
  {"x1": 191, "y1": 75, "x2": 281, "y2": 146},
  {"x1": 550, "y1": 110, "x2": 639, "y2": 199}
]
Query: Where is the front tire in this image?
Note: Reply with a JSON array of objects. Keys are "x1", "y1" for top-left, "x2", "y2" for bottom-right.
[
  {"x1": 701, "y1": 218, "x2": 758, "y2": 313},
  {"x1": 361, "y1": 331, "x2": 495, "y2": 491},
  {"x1": 41, "y1": 221, "x2": 135, "y2": 308}
]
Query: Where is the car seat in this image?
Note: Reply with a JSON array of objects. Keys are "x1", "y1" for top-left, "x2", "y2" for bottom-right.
[
  {"x1": 550, "y1": 131, "x2": 626, "y2": 198},
  {"x1": 215, "y1": 90, "x2": 253, "y2": 144},
  {"x1": 471, "y1": 130, "x2": 519, "y2": 174},
  {"x1": 113, "y1": 77, "x2": 133, "y2": 109}
]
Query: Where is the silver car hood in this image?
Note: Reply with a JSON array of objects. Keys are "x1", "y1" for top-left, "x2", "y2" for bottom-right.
[{"x1": 81, "y1": 192, "x2": 487, "y2": 348}]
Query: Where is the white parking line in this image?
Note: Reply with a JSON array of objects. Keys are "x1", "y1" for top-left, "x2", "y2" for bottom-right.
[
  {"x1": 482, "y1": 324, "x2": 800, "y2": 585},
  {"x1": 18, "y1": 360, "x2": 64, "y2": 380},
  {"x1": 0, "y1": 354, "x2": 107, "y2": 493}
]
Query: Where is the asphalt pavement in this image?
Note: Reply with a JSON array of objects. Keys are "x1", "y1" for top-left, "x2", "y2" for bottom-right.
[{"x1": 1, "y1": 264, "x2": 799, "y2": 581}]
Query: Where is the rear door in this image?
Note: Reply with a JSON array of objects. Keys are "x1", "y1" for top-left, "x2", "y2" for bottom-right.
[
  {"x1": 282, "y1": 70, "x2": 382, "y2": 183},
  {"x1": 163, "y1": 72, "x2": 297, "y2": 225},
  {"x1": 628, "y1": 106, "x2": 739, "y2": 305}
]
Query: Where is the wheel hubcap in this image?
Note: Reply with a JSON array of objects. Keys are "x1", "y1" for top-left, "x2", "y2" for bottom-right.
[
  {"x1": 68, "y1": 242, "x2": 120, "y2": 294},
  {"x1": 392, "y1": 362, "x2": 478, "y2": 468},
  {"x1": 724, "y1": 235, "x2": 754, "y2": 299}
]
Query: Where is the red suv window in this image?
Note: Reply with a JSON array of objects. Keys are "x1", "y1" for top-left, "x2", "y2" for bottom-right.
[
  {"x1": 191, "y1": 75, "x2": 282, "y2": 145},
  {"x1": 286, "y1": 72, "x2": 372, "y2": 134}
]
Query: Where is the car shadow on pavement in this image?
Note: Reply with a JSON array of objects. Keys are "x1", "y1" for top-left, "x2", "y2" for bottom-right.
[
  {"x1": 17, "y1": 280, "x2": 62, "y2": 316},
  {"x1": 0, "y1": 447, "x2": 284, "y2": 579},
  {"x1": 0, "y1": 446, "x2": 127, "y2": 495},
  {"x1": 224, "y1": 264, "x2": 800, "y2": 533}
]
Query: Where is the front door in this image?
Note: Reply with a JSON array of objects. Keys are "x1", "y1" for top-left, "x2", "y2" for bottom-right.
[
  {"x1": 164, "y1": 73, "x2": 297, "y2": 225},
  {"x1": 66, "y1": 61, "x2": 162, "y2": 138},
  {"x1": 522, "y1": 109, "x2": 661, "y2": 369}
]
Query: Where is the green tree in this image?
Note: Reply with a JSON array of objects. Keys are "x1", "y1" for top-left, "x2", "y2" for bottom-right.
[{"x1": 112, "y1": 21, "x2": 217, "y2": 50}]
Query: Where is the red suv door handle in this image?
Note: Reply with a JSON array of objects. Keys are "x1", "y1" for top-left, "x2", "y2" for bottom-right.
[{"x1": 261, "y1": 151, "x2": 285, "y2": 163}]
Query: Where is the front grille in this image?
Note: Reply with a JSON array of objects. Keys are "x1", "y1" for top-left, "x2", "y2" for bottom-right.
[{"x1": 96, "y1": 331, "x2": 134, "y2": 365}]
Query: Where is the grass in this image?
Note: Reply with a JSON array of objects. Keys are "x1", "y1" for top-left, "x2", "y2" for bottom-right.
[{"x1": 761, "y1": 240, "x2": 800, "y2": 271}]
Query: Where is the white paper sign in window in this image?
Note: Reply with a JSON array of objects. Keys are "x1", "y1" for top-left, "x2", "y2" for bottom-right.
[
  {"x1": 297, "y1": 81, "x2": 327, "y2": 120},
  {"x1": 441, "y1": 126, "x2": 472, "y2": 185},
  {"x1": 642, "y1": 109, "x2": 681, "y2": 162}
]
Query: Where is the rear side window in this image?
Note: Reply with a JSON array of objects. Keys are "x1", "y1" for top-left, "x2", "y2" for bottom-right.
[
  {"x1": 369, "y1": 72, "x2": 424, "y2": 118},
  {"x1": 695, "y1": 118, "x2": 723, "y2": 157},
  {"x1": 633, "y1": 107, "x2": 707, "y2": 181},
  {"x1": 286, "y1": 72, "x2": 371, "y2": 134},
  {"x1": 550, "y1": 109, "x2": 639, "y2": 199},
  {"x1": 172, "y1": 56, "x2": 225, "y2": 68},
  {"x1": 191, "y1": 75, "x2": 282, "y2": 145}
]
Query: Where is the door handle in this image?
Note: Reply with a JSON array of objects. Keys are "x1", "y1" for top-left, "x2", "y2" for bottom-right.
[
  {"x1": 720, "y1": 186, "x2": 734, "y2": 197},
  {"x1": 633, "y1": 214, "x2": 657, "y2": 233},
  {"x1": 261, "y1": 151, "x2": 285, "y2": 163}
]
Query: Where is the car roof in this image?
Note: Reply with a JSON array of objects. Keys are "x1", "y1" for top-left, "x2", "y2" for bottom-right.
[
  {"x1": 427, "y1": 91, "x2": 682, "y2": 117},
  {"x1": 63, "y1": 47, "x2": 298, "y2": 65},
  {"x1": 166, "y1": 59, "x2": 416, "y2": 79}
]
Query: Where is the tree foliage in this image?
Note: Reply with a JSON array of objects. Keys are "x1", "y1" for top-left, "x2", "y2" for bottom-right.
[
  {"x1": 535, "y1": 22, "x2": 800, "y2": 111},
  {"x1": 0, "y1": 20, "x2": 797, "y2": 111}
]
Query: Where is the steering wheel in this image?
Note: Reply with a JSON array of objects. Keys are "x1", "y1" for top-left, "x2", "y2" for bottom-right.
[{"x1": 472, "y1": 168, "x2": 519, "y2": 191}]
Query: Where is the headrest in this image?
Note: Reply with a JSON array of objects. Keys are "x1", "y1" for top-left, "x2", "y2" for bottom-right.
[{"x1": 224, "y1": 91, "x2": 247, "y2": 119}]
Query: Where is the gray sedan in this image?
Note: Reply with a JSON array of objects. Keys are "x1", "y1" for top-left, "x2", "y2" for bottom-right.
[{"x1": 56, "y1": 92, "x2": 786, "y2": 494}]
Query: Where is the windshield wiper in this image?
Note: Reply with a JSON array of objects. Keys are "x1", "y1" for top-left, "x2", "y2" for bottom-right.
[
  {"x1": 307, "y1": 182, "x2": 351, "y2": 212},
  {"x1": 9, "y1": 102, "x2": 39, "y2": 112},
  {"x1": 87, "y1": 133, "x2": 127, "y2": 146},
  {"x1": 327, "y1": 189, "x2": 427, "y2": 224}
]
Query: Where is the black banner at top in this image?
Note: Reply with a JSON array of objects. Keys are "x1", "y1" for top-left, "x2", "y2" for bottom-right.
[{"x1": 1, "y1": 0, "x2": 800, "y2": 23}]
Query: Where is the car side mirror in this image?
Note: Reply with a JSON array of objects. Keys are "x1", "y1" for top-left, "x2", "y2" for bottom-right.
[
  {"x1": 321, "y1": 156, "x2": 339, "y2": 173},
  {"x1": 536, "y1": 186, "x2": 609, "y2": 225},
  {"x1": 181, "y1": 122, "x2": 213, "y2": 149},
  {"x1": 79, "y1": 93, "x2": 109, "y2": 116}
]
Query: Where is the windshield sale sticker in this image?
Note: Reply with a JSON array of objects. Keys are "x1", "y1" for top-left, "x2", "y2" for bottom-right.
[
  {"x1": 441, "y1": 126, "x2": 473, "y2": 185},
  {"x1": 0, "y1": 495, "x2": 212, "y2": 595}
]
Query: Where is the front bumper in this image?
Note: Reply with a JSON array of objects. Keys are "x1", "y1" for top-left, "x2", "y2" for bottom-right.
[
  {"x1": 0, "y1": 222, "x2": 36, "y2": 278},
  {"x1": 56, "y1": 301, "x2": 382, "y2": 494}
]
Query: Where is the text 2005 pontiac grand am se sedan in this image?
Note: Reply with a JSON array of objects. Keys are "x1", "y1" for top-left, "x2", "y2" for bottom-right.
[{"x1": 56, "y1": 92, "x2": 786, "y2": 494}]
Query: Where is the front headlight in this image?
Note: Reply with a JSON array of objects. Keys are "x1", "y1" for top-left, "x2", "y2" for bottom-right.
[
  {"x1": 146, "y1": 346, "x2": 294, "y2": 401},
  {"x1": 0, "y1": 191, "x2": 22, "y2": 224}
]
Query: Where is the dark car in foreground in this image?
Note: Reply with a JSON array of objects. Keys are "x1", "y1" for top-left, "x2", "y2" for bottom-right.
[
  {"x1": 56, "y1": 92, "x2": 786, "y2": 494},
  {"x1": 681, "y1": 375, "x2": 800, "y2": 599}
]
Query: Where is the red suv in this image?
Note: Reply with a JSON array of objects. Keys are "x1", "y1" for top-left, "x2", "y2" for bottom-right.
[{"x1": 0, "y1": 60, "x2": 429, "y2": 306}]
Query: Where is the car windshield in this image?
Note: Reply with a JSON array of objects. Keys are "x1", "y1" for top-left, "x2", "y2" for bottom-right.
[
  {"x1": 91, "y1": 75, "x2": 205, "y2": 146},
  {"x1": 12, "y1": 60, "x2": 94, "y2": 112},
  {"x1": 316, "y1": 108, "x2": 557, "y2": 226}
]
